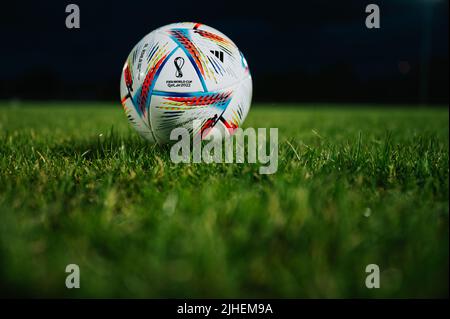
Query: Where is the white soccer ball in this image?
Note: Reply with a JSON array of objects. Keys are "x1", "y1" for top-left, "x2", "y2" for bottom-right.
[{"x1": 120, "y1": 22, "x2": 252, "y2": 144}]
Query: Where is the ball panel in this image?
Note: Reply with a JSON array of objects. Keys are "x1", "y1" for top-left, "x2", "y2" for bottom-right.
[
  {"x1": 152, "y1": 46, "x2": 204, "y2": 93},
  {"x1": 120, "y1": 63, "x2": 157, "y2": 143},
  {"x1": 149, "y1": 89, "x2": 234, "y2": 144},
  {"x1": 158, "y1": 25, "x2": 246, "y2": 93}
]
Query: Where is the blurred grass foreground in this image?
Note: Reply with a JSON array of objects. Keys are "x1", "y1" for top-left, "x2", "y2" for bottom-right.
[{"x1": 0, "y1": 102, "x2": 448, "y2": 298}]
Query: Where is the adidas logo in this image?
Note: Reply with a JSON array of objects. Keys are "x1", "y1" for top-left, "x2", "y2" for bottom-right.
[{"x1": 210, "y1": 50, "x2": 224, "y2": 62}]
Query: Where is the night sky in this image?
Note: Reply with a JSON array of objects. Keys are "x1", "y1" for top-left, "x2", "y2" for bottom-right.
[{"x1": 0, "y1": 0, "x2": 448, "y2": 104}]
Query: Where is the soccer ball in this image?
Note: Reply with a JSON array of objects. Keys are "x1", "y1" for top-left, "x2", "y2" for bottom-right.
[{"x1": 120, "y1": 22, "x2": 252, "y2": 144}]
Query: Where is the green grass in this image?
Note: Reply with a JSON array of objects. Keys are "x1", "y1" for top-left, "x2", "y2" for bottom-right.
[{"x1": 0, "y1": 102, "x2": 448, "y2": 298}]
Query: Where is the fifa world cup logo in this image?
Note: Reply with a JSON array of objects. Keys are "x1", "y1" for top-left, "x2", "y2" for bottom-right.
[{"x1": 174, "y1": 57, "x2": 185, "y2": 78}]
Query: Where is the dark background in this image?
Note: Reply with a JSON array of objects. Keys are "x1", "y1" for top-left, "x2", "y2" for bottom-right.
[{"x1": 0, "y1": 0, "x2": 448, "y2": 105}]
